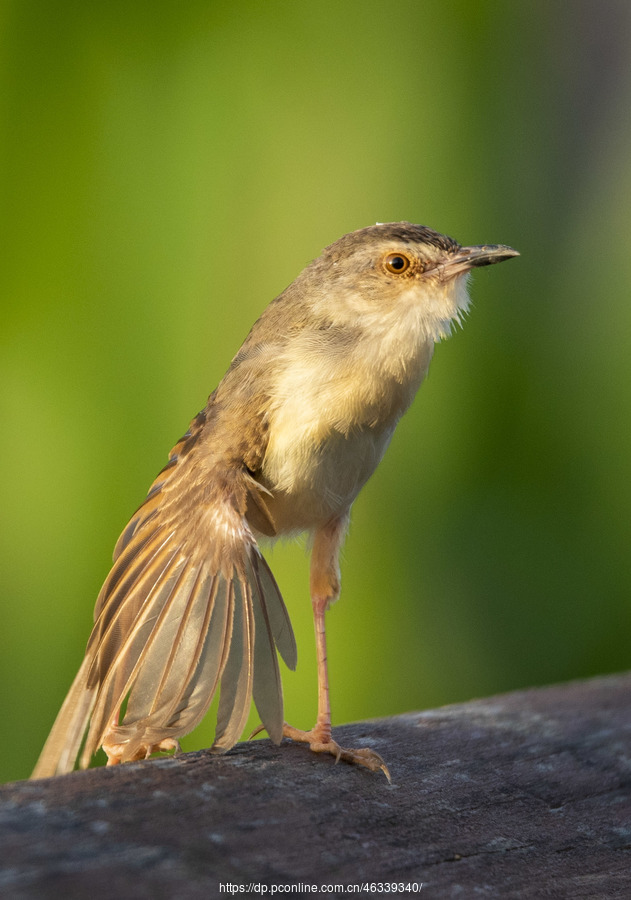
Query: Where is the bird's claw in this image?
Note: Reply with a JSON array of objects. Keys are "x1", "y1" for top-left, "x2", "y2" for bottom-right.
[
  {"x1": 103, "y1": 737, "x2": 181, "y2": 765},
  {"x1": 282, "y1": 723, "x2": 391, "y2": 782},
  {"x1": 248, "y1": 722, "x2": 266, "y2": 740}
]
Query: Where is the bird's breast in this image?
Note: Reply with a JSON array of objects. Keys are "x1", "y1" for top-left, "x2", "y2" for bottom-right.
[{"x1": 258, "y1": 340, "x2": 433, "y2": 532}]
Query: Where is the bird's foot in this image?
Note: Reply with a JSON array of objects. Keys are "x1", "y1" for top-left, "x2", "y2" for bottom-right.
[
  {"x1": 103, "y1": 737, "x2": 181, "y2": 765},
  {"x1": 251, "y1": 722, "x2": 390, "y2": 781}
]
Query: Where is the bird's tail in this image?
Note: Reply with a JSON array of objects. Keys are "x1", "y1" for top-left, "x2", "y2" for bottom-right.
[
  {"x1": 31, "y1": 409, "x2": 297, "y2": 780},
  {"x1": 31, "y1": 657, "x2": 97, "y2": 779}
]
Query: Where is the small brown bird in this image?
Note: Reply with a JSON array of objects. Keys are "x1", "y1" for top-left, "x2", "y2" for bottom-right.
[{"x1": 32, "y1": 222, "x2": 518, "y2": 780}]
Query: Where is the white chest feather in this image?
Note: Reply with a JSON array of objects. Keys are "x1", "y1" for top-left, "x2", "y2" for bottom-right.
[{"x1": 261, "y1": 333, "x2": 434, "y2": 529}]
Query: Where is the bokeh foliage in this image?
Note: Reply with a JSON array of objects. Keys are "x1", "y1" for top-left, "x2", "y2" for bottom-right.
[{"x1": 2, "y1": 0, "x2": 631, "y2": 782}]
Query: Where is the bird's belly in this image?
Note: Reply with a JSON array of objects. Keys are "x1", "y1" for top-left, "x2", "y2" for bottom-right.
[
  {"x1": 258, "y1": 342, "x2": 432, "y2": 534},
  {"x1": 261, "y1": 423, "x2": 395, "y2": 533}
]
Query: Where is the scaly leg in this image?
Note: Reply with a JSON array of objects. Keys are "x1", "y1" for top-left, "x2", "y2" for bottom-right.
[{"x1": 280, "y1": 514, "x2": 390, "y2": 781}]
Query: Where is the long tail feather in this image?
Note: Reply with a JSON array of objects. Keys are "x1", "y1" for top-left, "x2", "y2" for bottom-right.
[
  {"x1": 212, "y1": 580, "x2": 255, "y2": 752},
  {"x1": 31, "y1": 657, "x2": 97, "y2": 779},
  {"x1": 248, "y1": 556, "x2": 284, "y2": 744},
  {"x1": 250, "y1": 551, "x2": 297, "y2": 671}
]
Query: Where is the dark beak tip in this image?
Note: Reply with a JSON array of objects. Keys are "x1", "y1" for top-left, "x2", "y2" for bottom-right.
[
  {"x1": 495, "y1": 245, "x2": 520, "y2": 259},
  {"x1": 466, "y1": 244, "x2": 520, "y2": 268}
]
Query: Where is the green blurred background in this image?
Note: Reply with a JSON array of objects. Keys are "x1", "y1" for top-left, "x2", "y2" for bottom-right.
[{"x1": 2, "y1": 0, "x2": 631, "y2": 783}]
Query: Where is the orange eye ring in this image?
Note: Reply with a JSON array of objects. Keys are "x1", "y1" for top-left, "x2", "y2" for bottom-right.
[{"x1": 384, "y1": 252, "x2": 411, "y2": 274}]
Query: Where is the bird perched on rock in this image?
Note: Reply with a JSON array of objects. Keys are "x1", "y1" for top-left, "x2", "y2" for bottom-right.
[{"x1": 32, "y1": 222, "x2": 518, "y2": 781}]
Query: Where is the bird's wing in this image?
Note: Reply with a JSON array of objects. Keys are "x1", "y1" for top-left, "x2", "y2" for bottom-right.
[{"x1": 31, "y1": 406, "x2": 296, "y2": 779}]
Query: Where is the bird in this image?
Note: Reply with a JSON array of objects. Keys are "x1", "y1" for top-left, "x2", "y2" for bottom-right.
[{"x1": 31, "y1": 222, "x2": 519, "y2": 781}]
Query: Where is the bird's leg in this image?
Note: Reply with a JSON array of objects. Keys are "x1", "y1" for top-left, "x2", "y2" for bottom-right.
[{"x1": 281, "y1": 514, "x2": 390, "y2": 781}]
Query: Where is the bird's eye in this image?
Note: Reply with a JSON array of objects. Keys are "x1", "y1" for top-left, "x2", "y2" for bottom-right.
[{"x1": 384, "y1": 252, "x2": 411, "y2": 274}]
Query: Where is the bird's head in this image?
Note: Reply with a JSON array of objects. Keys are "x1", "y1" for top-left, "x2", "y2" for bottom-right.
[{"x1": 301, "y1": 221, "x2": 519, "y2": 343}]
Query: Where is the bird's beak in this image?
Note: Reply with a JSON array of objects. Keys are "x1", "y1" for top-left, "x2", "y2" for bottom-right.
[{"x1": 438, "y1": 244, "x2": 520, "y2": 278}]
